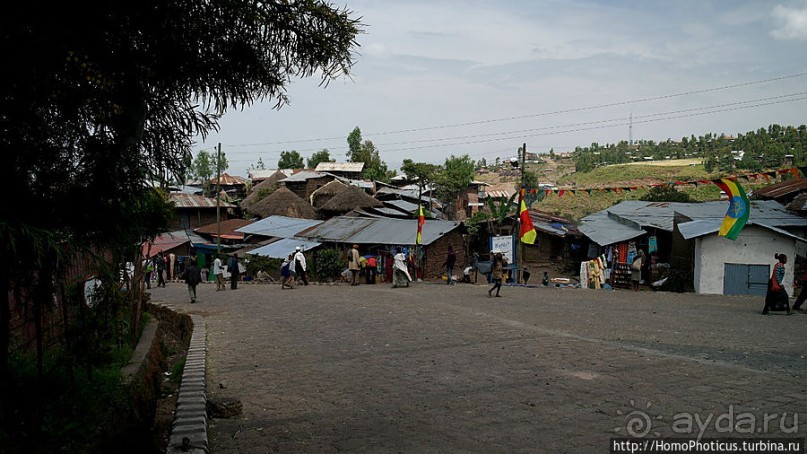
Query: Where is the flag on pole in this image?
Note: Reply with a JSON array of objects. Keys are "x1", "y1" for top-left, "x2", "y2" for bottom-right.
[
  {"x1": 519, "y1": 199, "x2": 537, "y2": 244},
  {"x1": 712, "y1": 178, "x2": 750, "y2": 241},
  {"x1": 416, "y1": 205, "x2": 425, "y2": 244}
]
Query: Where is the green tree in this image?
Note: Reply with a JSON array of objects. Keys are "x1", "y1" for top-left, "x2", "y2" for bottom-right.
[
  {"x1": 346, "y1": 127, "x2": 394, "y2": 182},
  {"x1": 278, "y1": 150, "x2": 304, "y2": 169},
  {"x1": 435, "y1": 155, "x2": 475, "y2": 220},
  {"x1": 401, "y1": 159, "x2": 440, "y2": 214},
  {"x1": 640, "y1": 185, "x2": 693, "y2": 203},
  {"x1": 250, "y1": 157, "x2": 267, "y2": 171},
  {"x1": 307, "y1": 148, "x2": 334, "y2": 169},
  {"x1": 190, "y1": 149, "x2": 229, "y2": 196},
  {"x1": 1, "y1": 0, "x2": 363, "y2": 441}
]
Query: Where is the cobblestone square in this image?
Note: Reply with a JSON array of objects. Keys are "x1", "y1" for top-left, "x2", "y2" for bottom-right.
[{"x1": 154, "y1": 281, "x2": 807, "y2": 453}]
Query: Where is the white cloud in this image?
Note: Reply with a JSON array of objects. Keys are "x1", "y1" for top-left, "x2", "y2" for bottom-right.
[{"x1": 771, "y1": 4, "x2": 807, "y2": 40}]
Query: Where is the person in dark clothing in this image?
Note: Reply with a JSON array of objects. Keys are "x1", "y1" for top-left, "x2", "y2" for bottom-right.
[
  {"x1": 227, "y1": 254, "x2": 240, "y2": 290},
  {"x1": 792, "y1": 265, "x2": 807, "y2": 312},
  {"x1": 488, "y1": 252, "x2": 507, "y2": 297},
  {"x1": 444, "y1": 246, "x2": 456, "y2": 285},
  {"x1": 763, "y1": 253, "x2": 793, "y2": 315},
  {"x1": 156, "y1": 252, "x2": 167, "y2": 287},
  {"x1": 181, "y1": 257, "x2": 202, "y2": 303}
]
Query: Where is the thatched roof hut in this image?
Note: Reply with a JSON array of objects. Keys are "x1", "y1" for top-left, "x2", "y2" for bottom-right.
[
  {"x1": 319, "y1": 185, "x2": 382, "y2": 216},
  {"x1": 246, "y1": 186, "x2": 318, "y2": 219},
  {"x1": 241, "y1": 170, "x2": 288, "y2": 210},
  {"x1": 310, "y1": 180, "x2": 350, "y2": 208}
]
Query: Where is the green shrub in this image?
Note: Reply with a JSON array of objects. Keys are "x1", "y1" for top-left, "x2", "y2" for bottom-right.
[{"x1": 314, "y1": 248, "x2": 344, "y2": 282}]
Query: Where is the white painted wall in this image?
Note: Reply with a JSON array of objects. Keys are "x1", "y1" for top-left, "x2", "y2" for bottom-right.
[{"x1": 693, "y1": 225, "x2": 805, "y2": 295}]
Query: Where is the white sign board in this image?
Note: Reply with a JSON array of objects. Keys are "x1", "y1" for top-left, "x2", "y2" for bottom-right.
[{"x1": 490, "y1": 235, "x2": 514, "y2": 264}]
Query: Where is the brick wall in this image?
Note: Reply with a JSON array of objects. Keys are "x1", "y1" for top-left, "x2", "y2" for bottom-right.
[{"x1": 424, "y1": 230, "x2": 467, "y2": 281}]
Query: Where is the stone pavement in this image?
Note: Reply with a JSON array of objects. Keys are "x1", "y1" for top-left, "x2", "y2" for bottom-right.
[{"x1": 151, "y1": 281, "x2": 807, "y2": 453}]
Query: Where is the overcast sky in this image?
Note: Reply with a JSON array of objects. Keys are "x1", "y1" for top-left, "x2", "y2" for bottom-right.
[{"x1": 194, "y1": 0, "x2": 807, "y2": 176}]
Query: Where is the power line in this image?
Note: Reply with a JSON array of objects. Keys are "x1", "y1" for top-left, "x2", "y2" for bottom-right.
[
  {"x1": 215, "y1": 92, "x2": 807, "y2": 159},
  {"x1": 214, "y1": 72, "x2": 807, "y2": 148}
]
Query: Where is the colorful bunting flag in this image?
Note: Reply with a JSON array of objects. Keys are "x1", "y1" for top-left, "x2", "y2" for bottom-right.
[
  {"x1": 519, "y1": 199, "x2": 537, "y2": 244},
  {"x1": 712, "y1": 178, "x2": 750, "y2": 241}
]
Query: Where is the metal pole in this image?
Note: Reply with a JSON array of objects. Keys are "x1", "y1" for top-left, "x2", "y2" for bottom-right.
[
  {"x1": 518, "y1": 143, "x2": 526, "y2": 283},
  {"x1": 216, "y1": 143, "x2": 222, "y2": 256}
]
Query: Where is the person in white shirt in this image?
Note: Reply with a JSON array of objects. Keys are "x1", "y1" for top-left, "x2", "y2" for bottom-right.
[
  {"x1": 213, "y1": 256, "x2": 225, "y2": 291},
  {"x1": 294, "y1": 247, "x2": 308, "y2": 285}
]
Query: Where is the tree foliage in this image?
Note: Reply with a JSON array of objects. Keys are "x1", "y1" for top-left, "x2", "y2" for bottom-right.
[
  {"x1": 346, "y1": 127, "x2": 394, "y2": 182},
  {"x1": 278, "y1": 150, "x2": 305, "y2": 169},
  {"x1": 639, "y1": 184, "x2": 693, "y2": 203},
  {"x1": 434, "y1": 155, "x2": 475, "y2": 220},
  {"x1": 1, "y1": 0, "x2": 363, "y2": 441},
  {"x1": 307, "y1": 149, "x2": 335, "y2": 169},
  {"x1": 190, "y1": 149, "x2": 229, "y2": 195},
  {"x1": 573, "y1": 125, "x2": 807, "y2": 173}
]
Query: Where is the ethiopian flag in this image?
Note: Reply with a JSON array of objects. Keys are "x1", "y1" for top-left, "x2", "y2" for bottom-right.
[
  {"x1": 416, "y1": 205, "x2": 425, "y2": 244},
  {"x1": 713, "y1": 178, "x2": 750, "y2": 241},
  {"x1": 519, "y1": 199, "x2": 537, "y2": 244}
]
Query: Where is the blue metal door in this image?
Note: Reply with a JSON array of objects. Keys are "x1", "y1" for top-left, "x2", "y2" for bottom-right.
[{"x1": 723, "y1": 263, "x2": 769, "y2": 296}]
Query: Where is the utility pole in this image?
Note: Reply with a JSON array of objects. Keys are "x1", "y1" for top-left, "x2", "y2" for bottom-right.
[
  {"x1": 518, "y1": 143, "x2": 526, "y2": 284},
  {"x1": 216, "y1": 143, "x2": 222, "y2": 256}
]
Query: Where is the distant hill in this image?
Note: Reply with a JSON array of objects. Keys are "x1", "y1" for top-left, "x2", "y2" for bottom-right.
[{"x1": 476, "y1": 156, "x2": 778, "y2": 222}]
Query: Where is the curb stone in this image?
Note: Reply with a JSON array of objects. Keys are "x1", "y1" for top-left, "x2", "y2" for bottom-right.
[{"x1": 167, "y1": 314, "x2": 207, "y2": 454}]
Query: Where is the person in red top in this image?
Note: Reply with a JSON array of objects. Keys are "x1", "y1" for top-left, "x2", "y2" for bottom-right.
[{"x1": 365, "y1": 256, "x2": 377, "y2": 284}]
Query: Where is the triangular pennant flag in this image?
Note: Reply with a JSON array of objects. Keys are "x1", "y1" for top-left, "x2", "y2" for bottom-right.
[
  {"x1": 558, "y1": 190, "x2": 566, "y2": 197},
  {"x1": 798, "y1": 167, "x2": 807, "y2": 177}
]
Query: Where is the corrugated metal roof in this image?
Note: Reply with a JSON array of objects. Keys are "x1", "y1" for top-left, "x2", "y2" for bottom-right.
[
  {"x1": 236, "y1": 216, "x2": 324, "y2": 238},
  {"x1": 248, "y1": 238, "x2": 322, "y2": 258},
  {"x1": 282, "y1": 171, "x2": 330, "y2": 182},
  {"x1": 298, "y1": 216, "x2": 462, "y2": 246},
  {"x1": 578, "y1": 211, "x2": 647, "y2": 246},
  {"x1": 581, "y1": 200, "x2": 807, "y2": 246},
  {"x1": 678, "y1": 220, "x2": 807, "y2": 242},
  {"x1": 209, "y1": 173, "x2": 249, "y2": 185},
  {"x1": 315, "y1": 162, "x2": 365, "y2": 172},
  {"x1": 194, "y1": 218, "x2": 253, "y2": 236},
  {"x1": 248, "y1": 169, "x2": 294, "y2": 180},
  {"x1": 142, "y1": 230, "x2": 192, "y2": 257},
  {"x1": 170, "y1": 193, "x2": 236, "y2": 209},
  {"x1": 754, "y1": 177, "x2": 807, "y2": 200}
]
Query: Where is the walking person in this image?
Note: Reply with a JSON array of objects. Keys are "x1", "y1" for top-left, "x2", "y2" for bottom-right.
[
  {"x1": 763, "y1": 253, "x2": 793, "y2": 315},
  {"x1": 156, "y1": 252, "x2": 166, "y2": 287},
  {"x1": 227, "y1": 254, "x2": 240, "y2": 290},
  {"x1": 293, "y1": 246, "x2": 309, "y2": 286},
  {"x1": 281, "y1": 254, "x2": 295, "y2": 289},
  {"x1": 792, "y1": 264, "x2": 807, "y2": 312},
  {"x1": 488, "y1": 251, "x2": 507, "y2": 297},
  {"x1": 181, "y1": 257, "x2": 202, "y2": 303},
  {"x1": 348, "y1": 244, "x2": 361, "y2": 286},
  {"x1": 630, "y1": 249, "x2": 645, "y2": 292},
  {"x1": 144, "y1": 257, "x2": 153, "y2": 289},
  {"x1": 391, "y1": 247, "x2": 412, "y2": 288},
  {"x1": 444, "y1": 245, "x2": 456, "y2": 285},
  {"x1": 213, "y1": 255, "x2": 226, "y2": 291}
]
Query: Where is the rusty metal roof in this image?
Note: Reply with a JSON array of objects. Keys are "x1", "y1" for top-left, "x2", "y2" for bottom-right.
[
  {"x1": 169, "y1": 193, "x2": 236, "y2": 209},
  {"x1": 753, "y1": 177, "x2": 807, "y2": 200},
  {"x1": 209, "y1": 173, "x2": 249, "y2": 185}
]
